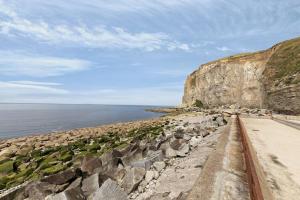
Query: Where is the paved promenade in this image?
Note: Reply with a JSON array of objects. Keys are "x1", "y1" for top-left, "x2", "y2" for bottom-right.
[{"x1": 242, "y1": 117, "x2": 300, "y2": 200}]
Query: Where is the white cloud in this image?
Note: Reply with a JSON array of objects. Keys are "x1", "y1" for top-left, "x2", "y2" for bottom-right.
[
  {"x1": 0, "y1": 1, "x2": 190, "y2": 52},
  {"x1": 0, "y1": 82, "x2": 183, "y2": 106},
  {"x1": 0, "y1": 51, "x2": 91, "y2": 77},
  {"x1": 8, "y1": 80, "x2": 62, "y2": 86},
  {"x1": 216, "y1": 46, "x2": 231, "y2": 52},
  {"x1": 0, "y1": 81, "x2": 68, "y2": 96}
]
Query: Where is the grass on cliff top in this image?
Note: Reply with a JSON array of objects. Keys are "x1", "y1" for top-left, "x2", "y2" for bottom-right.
[
  {"x1": 266, "y1": 37, "x2": 300, "y2": 81},
  {"x1": 0, "y1": 123, "x2": 165, "y2": 190}
]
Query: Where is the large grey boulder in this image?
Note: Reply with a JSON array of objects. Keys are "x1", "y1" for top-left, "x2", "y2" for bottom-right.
[
  {"x1": 25, "y1": 181, "x2": 68, "y2": 200},
  {"x1": 88, "y1": 179, "x2": 127, "y2": 200},
  {"x1": 81, "y1": 157, "x2": 102, "y2": 175},
  {"x1": 121, "y1": 148, "x2": 143, "y2": 167},
  {"x1": 121, "y1": 167, "x2": 146, "y2": 194},
  {"x1": 81, "y1": 173, "x2": 109, "y2": 197},
  {"x1": 45, "y1": 187, "x2": 86, "y2": 200},
  {"x1": 41, "y1": 168, "x2": 81, "y2": 185},
  {"x1": 66, "y1": 177, "x2": 82, "y2": 191}
]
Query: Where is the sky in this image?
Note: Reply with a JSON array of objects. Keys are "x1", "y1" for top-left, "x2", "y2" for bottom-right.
[{"x1": 0, "y1": 0, "x2": 299, "y2": 106}]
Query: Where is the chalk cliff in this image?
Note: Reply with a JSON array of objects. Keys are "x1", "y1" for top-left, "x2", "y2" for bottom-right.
[{"x1": 182, "y1": 37, "x2": 300, "y2": 114}]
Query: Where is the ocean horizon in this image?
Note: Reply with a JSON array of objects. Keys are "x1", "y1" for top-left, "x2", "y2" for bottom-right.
[{"x1": 0, "y1": 103, "x2": 166, "y2": 139}]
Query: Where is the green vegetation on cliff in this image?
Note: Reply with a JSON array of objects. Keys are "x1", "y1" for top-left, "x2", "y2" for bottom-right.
[{"x1": 266, "y1": 37, "x2": 300, "y2": 83}]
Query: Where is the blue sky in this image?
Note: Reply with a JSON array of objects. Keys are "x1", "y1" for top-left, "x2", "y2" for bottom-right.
[{"x1": 0, "y1": 0, "x2": 299, "y2": 106}]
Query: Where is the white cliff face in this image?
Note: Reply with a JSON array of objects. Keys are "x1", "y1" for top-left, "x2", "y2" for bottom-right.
[
  {"x1": 182, "y1": 37, "x2": 300, "y2": 114},
  {"x1": 182, "y1": 52, "x2": 269, "y2": 108}
]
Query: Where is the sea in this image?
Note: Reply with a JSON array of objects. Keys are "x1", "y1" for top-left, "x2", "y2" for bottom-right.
[{"x1": 0, "y1": 104, "x2": 165, "y2": 139}]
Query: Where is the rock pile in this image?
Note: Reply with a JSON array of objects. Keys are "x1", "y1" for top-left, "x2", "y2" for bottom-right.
[{"x1": 0, "y1": 114, "x2": 227, "y2": 200}]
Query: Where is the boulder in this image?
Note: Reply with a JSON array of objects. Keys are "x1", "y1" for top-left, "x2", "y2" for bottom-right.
[
  {"x1": 25, "y1": 182, "x2": 68, "y2": 200},
  {"x1": 201, "y1": 130, "x2": 210, "y2": 138},
  {"x1": 189, "y1": 136, "x2": 202, "y2": 147},
  {"x1": 145, "y1": 171, "x2": 155, "y2": 183},
  {"x1": 81, "y1": 157, "x2": 102, "y2": 175},
  {"x1": 0, "y1": 186, "x2": 25, "y2": 200},
  {"x1": 66, "y1": 177, "x2": 82, "y2": 191},
  {"x1": 121, "y1": 167, "x2": 146, "y2": 194},
  {"x1": 146, "y1": 150, "x2": 164, "y2": 163},
  {"x1": 153, "y1": 161, "x2": 166, "y2": 172},
  {"x1": 120, "y1": 147, "x2": 143, "y2": 167},
  {"x1": 45, "y1": 187, "x2": 86, "y2": 200},
  {"x1": 164, "y1": 146, "x2": 177, "y2": 158},
  {"x1": 81, "y1": 173, "x2": 109, "y2": 197},
  {"x1": 176, "y1": 143, "x2": 190, "y2": 157},
  {"x1": 215, "y1": 116, "x2": 226, "y2": 126},
  {"x1": 88, "y1": 179, "x2": 127, "y2": 200},
  {"x1": 183, "y1": 134, "x2": 191, "y2": 141},
  {"x1": 170, "y1": 139, "x2": 186, "y2": 151},
  {"x1": 130, "y1": 159, "x2": 152, "y2": 171},
  {"x1": 174, "y1": 129, "x2": 185, "y2": 139},
  {"x1": 41, "y1": 168, "x2": 81, "y2": 185}
]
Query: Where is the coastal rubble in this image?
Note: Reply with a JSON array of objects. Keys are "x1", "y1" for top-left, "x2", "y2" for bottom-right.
[{"x1": 0, "y1": 107, "x2": 273, "y2": 200}]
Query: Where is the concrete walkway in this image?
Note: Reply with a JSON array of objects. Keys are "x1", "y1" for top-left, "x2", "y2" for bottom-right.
[
  {"x1": 242, "y1": 117, "x2": 300, "y2": 200},
  {"x1": 187, "y1": 116, "x2": 250, "y2": 200}
]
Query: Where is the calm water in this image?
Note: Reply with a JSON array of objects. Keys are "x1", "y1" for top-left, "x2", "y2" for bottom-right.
[{"x1": 0, "y1": 104, "x2": 164, "y2": 139}]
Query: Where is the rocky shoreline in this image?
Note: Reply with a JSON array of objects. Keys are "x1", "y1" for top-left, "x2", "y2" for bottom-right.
[{"x1": 0, "y1": 106, "x2": 275, "y2": 200}]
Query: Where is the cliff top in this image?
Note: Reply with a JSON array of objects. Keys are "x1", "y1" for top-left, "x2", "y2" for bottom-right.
[{"x1": 190, "y1": 37, "x2": 300, "y2": 80}]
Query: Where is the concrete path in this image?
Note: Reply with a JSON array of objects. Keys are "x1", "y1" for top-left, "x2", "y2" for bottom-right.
[
  {"x1": 187, "y1": 116, "x2": 250, "y2": 200},
  {"x1": 242, "y1": 117, "x2": 300, "y2": 200}
]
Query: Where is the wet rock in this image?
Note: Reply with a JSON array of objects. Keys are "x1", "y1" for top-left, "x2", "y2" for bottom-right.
[
  {"x1": 41, "y1": 168, "x2": 81, "y2": 185},
  {"x1": 153, "y1": 161, "x2": 165, "y2": 172},
  {"x1": 81, "y1": 157, "x2": 102, "y2": 175},
  {"x1": 121, "y1": 167, "x2": 146, "y2": 194},
  {"x1": 89, "y1": 178, "x2": 127, "y2": 200}
]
